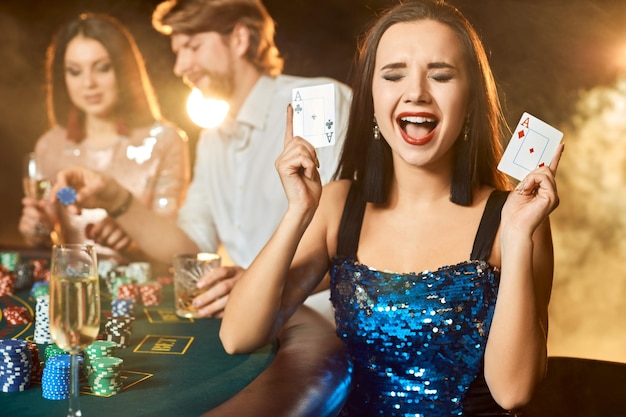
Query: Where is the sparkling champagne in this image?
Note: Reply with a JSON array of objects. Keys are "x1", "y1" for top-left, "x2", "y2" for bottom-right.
[
  {"x1": 49, "y1": 274, "x2": 100, "y2": 354},
  {"x1": 22, "y1": 177, "x2": 51, "y2": 200}
]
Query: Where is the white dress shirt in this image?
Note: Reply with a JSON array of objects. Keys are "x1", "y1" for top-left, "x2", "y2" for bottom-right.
[{"x1": 178, "y1": 75, "x2": 352, "y2": 272}]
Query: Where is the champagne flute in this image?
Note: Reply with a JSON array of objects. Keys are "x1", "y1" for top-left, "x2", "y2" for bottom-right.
[
  {"x1": 23, "y1": 152, "x2": 51, "y2": 200},
  {"x1": 49, "y1": 244, "x2": 100, "y2": 417}
]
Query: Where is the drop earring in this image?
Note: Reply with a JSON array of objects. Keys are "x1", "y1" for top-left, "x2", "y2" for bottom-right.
[
  {"x1": 363, "y1": 116, "x2": 387, "y2": 203},
  {"x1": 463, "y1": 122, "x2": 470, "y2": 141}
]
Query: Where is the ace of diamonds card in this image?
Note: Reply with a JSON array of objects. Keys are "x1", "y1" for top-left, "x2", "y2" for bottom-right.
[{"x1": 497, "y1": 112, "x2": 563, "y2": 181}]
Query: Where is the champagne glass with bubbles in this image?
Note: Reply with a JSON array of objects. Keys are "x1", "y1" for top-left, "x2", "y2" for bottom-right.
[
  {"x1": 23, "y1": 152, "x2": 50, "y2": 200},
  {"x1": 50, "y1": 244, "x2": 100, "y2": 417}
]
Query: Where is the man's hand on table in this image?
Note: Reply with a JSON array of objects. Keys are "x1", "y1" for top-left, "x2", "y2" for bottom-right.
[{"x1": 193, "y1": 265, "x2": 245, "y2": 318}]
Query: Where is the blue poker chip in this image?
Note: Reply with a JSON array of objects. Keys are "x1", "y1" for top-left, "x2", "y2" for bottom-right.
[{"x1": 56, "y1": 186, "x2": 77, "y2": 205}]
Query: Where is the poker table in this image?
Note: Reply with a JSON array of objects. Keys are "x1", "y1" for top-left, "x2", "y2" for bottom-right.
[{"x1": 0, "y1": 251, "x2": 351, "y2": 417}]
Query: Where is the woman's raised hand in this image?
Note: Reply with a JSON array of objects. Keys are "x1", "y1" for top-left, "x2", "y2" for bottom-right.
[
  {"x1": 275, "y1": 104, "x2": 323, "y2": 218},
  {"x1": 502, "y1": 143, "x2": 565, "y2": 237}
]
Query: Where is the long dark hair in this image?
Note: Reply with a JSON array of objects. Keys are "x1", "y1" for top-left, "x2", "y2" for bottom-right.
[
  {"x1": 46, "y1": 13, "x2": 161, "y2": 142},
  {"x1": 334, "y1": 0, "x2": 511, "y2": 205}
]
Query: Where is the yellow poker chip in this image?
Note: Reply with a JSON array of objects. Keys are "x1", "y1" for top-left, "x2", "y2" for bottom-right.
[{"x1": 56, "y1": 186, "x2": 77, "y2": 205}]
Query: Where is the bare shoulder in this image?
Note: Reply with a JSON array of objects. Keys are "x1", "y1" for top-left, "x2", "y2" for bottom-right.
[
  {"x1": 322, "y1": 179, "x2": 351, "y2": 198},
  {"x1": 35, "y1": 125, "x2": 67, "y2": 148},
  {"x1": 473, "y1": 185, "x2": 499, "y2": 208},
  {"x1": 153, "y1": 121, "x2": 189, "y2": 144},
  {"x1": 318, "y1": 179, "x2": 352, "y2": 213},
  {"x1": 316, "y1": 179, "x2": 352, "y2": 257}
]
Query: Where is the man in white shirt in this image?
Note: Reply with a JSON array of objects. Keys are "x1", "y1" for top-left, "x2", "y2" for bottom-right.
[{"x1": 53, "y1": 0, "x2": 351, "y2": 320}]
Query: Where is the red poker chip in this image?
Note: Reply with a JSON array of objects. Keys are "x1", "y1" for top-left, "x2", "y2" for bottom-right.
[
  {"x1": 0, "y1": 273, "x2": 15, "y2": 296},
  {"x1": 30, "y1": 259, "x2": 48, "y2": 281},
  {"x1": 139, "y1": 282, "x2": 162, "y2": 306},
  {"x1": 3, "y1": 306, "x2": 32, "y2": 325},
  {"x1": 117, "y1": 283, "x2": 138, "y2": 300}
]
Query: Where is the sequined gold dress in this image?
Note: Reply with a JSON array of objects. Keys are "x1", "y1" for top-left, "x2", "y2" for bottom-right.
[{"x1": 330, "y1": 185, "x2": 511, "y2": 416}]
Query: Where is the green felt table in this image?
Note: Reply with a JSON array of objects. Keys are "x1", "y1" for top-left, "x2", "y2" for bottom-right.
[
  {"x1": 0, "y1": 249, "x2": 351, "y2": 417},
  {"x1": 0, "y1": 283, "x2": 276, "y2": 417}
]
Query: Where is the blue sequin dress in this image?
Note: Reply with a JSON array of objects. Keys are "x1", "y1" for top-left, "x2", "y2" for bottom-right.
[{"x1": 330, "y1": 185, "x2": 511, "y2": 417}]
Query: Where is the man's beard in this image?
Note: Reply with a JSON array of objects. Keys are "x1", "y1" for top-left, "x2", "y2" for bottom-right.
[{"x1": 198, "y1": 70, "x2": 235, "y2": 102}]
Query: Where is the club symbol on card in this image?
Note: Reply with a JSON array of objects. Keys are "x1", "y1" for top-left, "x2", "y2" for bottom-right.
[{"x1": 291, "y1": 83, "x2": 337, "y2": 148}]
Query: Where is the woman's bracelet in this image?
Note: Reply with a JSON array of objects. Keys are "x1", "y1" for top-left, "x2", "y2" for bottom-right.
[{"x1": 107, "y1": 190, "x2": 133, "y2": 218}]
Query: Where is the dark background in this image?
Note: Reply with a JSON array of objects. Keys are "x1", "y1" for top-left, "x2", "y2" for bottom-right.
[{"x1": 1, "y1": 0, "x2": 625, "y2": 246}]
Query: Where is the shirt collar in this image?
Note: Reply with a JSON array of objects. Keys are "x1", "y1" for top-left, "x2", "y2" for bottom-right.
[{"x1": 235, "y1": 75, "x2": 276, "y2": 132}]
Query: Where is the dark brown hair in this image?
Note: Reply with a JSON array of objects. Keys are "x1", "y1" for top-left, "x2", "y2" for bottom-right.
[
  {"x1": 335, "y1": 0, "x2": 511, "y2": 205},
  {"x1": 152, "y1": 0, "x2": 283, "y2": 76},
  {"x1": 46, "y1": 13, "x2": 161, "y2": 142}
]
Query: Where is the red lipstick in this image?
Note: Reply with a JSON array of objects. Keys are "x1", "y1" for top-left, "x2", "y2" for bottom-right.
[{"x1": 397, "y1": 112, "x2": 438, "y2": 146}]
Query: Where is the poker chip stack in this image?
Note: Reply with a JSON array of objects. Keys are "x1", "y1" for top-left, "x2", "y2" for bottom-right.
[
  {"x1": 41, "y1": 354, "x2": 73, "y2": 400},
  {"x1": 44, "y1": 344, "x2": 66, "y2": 363},
  {"x1": 27, "y1": 341, "x2": 43, "y2": 383},
  {"x1": 104, "y1": 316, "x2": 134, "y2": 348},
  {"x1": 109, "y1": 276, "x2": 130, "y2": 299},
  {"x1": 0, "y1": 252, "x2": 20, "y2": 272},
  {"x1": 88, "y1": 356, "x2": 124, "y2": 396},
  {"x1": 0, "y1": 270, "x2": 15, "y2": 296},
  {"x1": 33, "y1": 295, "x2": 52, "y2": 344},
  {"x1": 14, "y1": 263, "x2": 35, "y2": 291},
  {"x1": 111, "y1": 298, "x2": 135, "y2": 317},
  {"x1": 2, "y1": 306, "x2": 32, "y2": 325},
  {"x1": 116, "y1": 282, "x2": 139, "y2": 301},
  {"x1": 127, "y1": 262, "x2": 151, "y2": 284},
  {"x1": 84, "y1": 341, "x2": 117, "y2": 375},
  {"x1": 98, "y1": 259, "x2": 118, "y2": 280},
  {"x1": 0, "y1": 339, "x2": 32, "y2": 393},
  {"x1": 139, "y1": 282, "x2": 162, "y2": 306},
  {"x1": 31, "y1": 282, "x2": 50, "y2": 298},
  {"x1": 98, "y1": 259, "x2": 118, "y2": 296},
  {"x1": 29, "y1": 259, "x2": 48, "y2": 282}
]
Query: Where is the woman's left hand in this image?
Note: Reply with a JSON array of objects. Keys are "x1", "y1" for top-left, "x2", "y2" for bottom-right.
[{"x1": 501, "y1": 143, "x2": 564, "y2": 237}]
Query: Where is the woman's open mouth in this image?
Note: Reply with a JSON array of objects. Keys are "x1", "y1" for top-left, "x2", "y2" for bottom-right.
[{"x1": 398, "y1": 114, "x2": 438, "y2": 145}]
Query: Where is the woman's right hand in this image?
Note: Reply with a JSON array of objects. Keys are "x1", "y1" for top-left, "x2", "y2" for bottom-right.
[
  {"x1": 275, "y1": 104, "x2": 322, "y2": 219},
  {"x1": 52, "y1": 166, "x2": 127, "y2": 215},
  {"x1": 19, "y1": 197, "x2": 54, "y2": 246}
]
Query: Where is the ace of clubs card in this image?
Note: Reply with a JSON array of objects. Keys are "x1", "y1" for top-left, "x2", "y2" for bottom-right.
[
  {"x1": 292, "y1": 83, "x2": 336, "y2": 148},
  {"x1": 497, "y1": 112, "x2": 563, "y2": 181}
]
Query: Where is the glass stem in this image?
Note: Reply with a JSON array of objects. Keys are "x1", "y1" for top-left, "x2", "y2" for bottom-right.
[{"x1": 68, "y1": 353, "x2": 82, "y2": 417}]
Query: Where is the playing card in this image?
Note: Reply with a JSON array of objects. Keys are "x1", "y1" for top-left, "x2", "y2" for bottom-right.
[
  {"x1": 292, "y1": 83, "x2": 336, "y2": 148},
  {"x1": 497, "y1": 112, "x2": 563, "y2": 181}
]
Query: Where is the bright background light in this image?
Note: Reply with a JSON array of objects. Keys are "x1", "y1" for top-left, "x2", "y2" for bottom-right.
[{"x1": 186, "y1": 88, "x2": 229, "y2": 128}]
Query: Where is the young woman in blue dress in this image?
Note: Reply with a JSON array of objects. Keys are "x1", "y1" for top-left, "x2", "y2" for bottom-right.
[{"x1": 219, "y1": 1, "x2": 563, "y2": 416}]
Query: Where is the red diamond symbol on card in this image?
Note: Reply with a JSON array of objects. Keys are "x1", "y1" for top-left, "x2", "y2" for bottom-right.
[
  {"x1": 518, "y1": 130, "x2": 525, "y2": 139},
  {"x1": 529, "y1": 148, "x2": 534, "y2": 154},
  {"x1": 539, "y1": 162, "x2": 545, "y2": 167}
]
